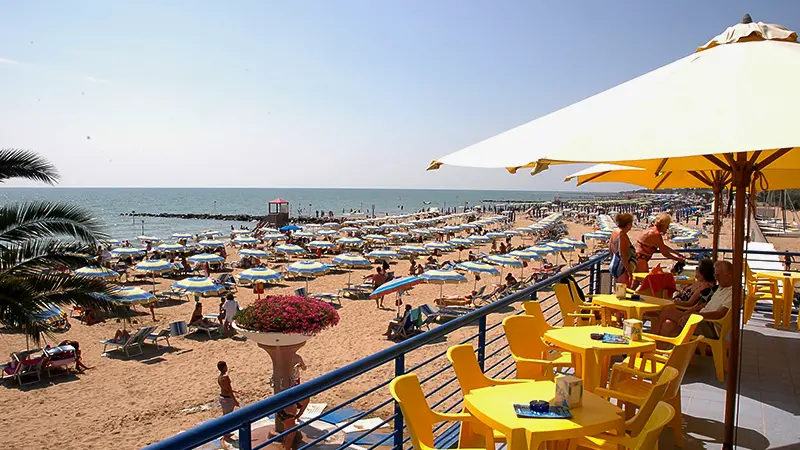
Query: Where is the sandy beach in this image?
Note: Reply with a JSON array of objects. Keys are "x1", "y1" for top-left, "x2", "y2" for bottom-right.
[{"x1": 1, "y1": 214, "x2": 798, "y2": 449}]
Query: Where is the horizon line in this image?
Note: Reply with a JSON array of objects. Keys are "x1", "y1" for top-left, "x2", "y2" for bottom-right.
[{"x1": 0, "y1": 185, "x2": 626, "y2": 194}]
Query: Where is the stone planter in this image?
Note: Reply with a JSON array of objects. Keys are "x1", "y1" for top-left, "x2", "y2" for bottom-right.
[
  {"x1": 232, "y1": 323, "x2": 310, "y2": 347},
  {"x1": 232, "y1": 322, "x2": 310, "y2": 395}
]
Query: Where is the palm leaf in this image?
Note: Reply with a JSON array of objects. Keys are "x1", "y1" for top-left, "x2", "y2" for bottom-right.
[
  {"x1": 0, "y1": 149, "x2": 58, "y2": 184},
  {"x1": 0, "y1": 239, "x2": 96, "y2": 273},
  {"x1": 0, "y1": 201, "x2": 107, "y2": 247}
]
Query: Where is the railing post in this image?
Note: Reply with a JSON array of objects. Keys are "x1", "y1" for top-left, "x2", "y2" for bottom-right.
[
  {"x1": 589, "y1": 264, "x2": 595, "y2": 295},
  {"x1": 393, "y1": 354, "x2": 405, "y2": 450},
  {"x1": 238, "y1": 424, "x2": 252, "y2": 450},
  {"x1": 594, "y1": 260, "x2": 602, "y2": 294},
  {"x1": 477, "y1": 316, "x2": 487, "y2": 371}
]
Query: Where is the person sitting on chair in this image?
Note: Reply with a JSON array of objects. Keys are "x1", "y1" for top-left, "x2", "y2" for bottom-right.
[{"x1": 189, "y1": 302, "x2": 217, "y2": 328}]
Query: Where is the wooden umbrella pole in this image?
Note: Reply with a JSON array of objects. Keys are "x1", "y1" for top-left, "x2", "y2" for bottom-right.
[
  {"x1": 712, "y1": 176, "x2": 723, "y2": 261},
  {"x1": 723, "y1": 153, "x2": 751, "y2": 450}
]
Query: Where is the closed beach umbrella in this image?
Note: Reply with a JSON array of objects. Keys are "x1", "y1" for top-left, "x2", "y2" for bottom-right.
[
  {"x1": 187, "y1": 253, "x2": 225, "y2": 263},
  {"x1": 286, "y1": 260, "x2": 330, "y2": 292},
  {"x1": 137, "y1": 235, "x2": 162, "y2": 244},
  {"x1": 425, "y1": 242, "x2": 454, "y2": 252},
  {"x1": 369, "y1": 276, "x2": 423, "y2": 299},
  {"x1": 239, "y1": 267, "x2": 283, "y2": 284},
  {"x1": 75, "y1": 266, "x2": 119, "y2": 279},
  {"x1": 317, "y1": 229, "x2": 338, "y2": 237},
  {"x1": 275, "y1": 244, "x2": 307, "y2": 255},
  {"x1": 233, "y1": 236, "x2": 259, "y2": 245},
  {"x1": 333, "y1": 253, "x2": 372, "y2": 285},
  {"x1": 111, "y1": 247, "x2": 146, "y2": 257},
  {"x1": 420, "y1": 269, "x2": 468, "y2": 299},
  {"x1": 389, "y1": 231, "x2": 411, "y2": 240},
  {"x1": 307, "y1": 240, "x2": 336, "y2": 249},
  {"x1": 337, "y1": 237, "x2": 365, "y2": 247},
  {"x1": 468, "y1": 235, "x2": 492, "y2": 244},
  {"x1": 172, "y1": 277, "x2": 225, "y2": 297},
  {"x1": 158, "y1": 243, "x2": 186, "y2": 252},
  {"x1": 239, "y1": 248, "x2": 270, "y2": 258},
  {"x1": 398, "y1": 245, "x2": 429, "y2": 255},
  {"x1": 294, "y1": 231, "x2": 315, "y2": 239},
  {"x1": 171, "y1": 233, "x2": 193, "y2": 240},
  {"x1": 199, "y1": 239, "x2": 225, "y2": 248},
  {"x1": 263, "y1": 233, "x2": 288, "y2": 241},
  {"x1": 367, "y1": 249, "x2": 401, "y2": 260}
]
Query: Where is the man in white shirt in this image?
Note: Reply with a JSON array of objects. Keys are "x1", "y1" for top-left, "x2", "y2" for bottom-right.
[
  {"x1": 222, "y1": 294, "x2": 240, "y2": 337},
  {"x1": 658, "y1": 260, "x2": 733, "y2": 339}
]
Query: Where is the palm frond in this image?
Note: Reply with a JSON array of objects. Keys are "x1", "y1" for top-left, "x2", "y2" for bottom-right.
[
  {"x1": 0, "y1": 239, "x2": 96, "y2": 273},
  {"x1": 0, "y1": 149, "x2": 58, "y2": 184},
  {"x1": 0, "y1": 201, "x2": 107, "y2": 246}
]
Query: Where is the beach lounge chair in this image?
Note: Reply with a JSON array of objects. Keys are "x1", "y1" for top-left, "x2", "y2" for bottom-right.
[
  {"x1": 170, "y1": 320, "x2": 189, "y2": 336},
  {"x1": 435, "y1": 285, "x2": 485, "y2": 308},
  {"x1": 215, "y1": 273, "x2": 238, "y2": 292},
  {"x1": 100, "y1": 326, "x2": 155, "y2": 357},
  {"x1": 472, "y1": 285, "x2": 504, "y2": 306},
  {"x1": 43, "y1": 345, "x2": 77, "y2": 377},
  {"x1": 388, "y1": 311, "x2": 421, "y2": 340},
  {"x1": 295, "y1": 287, "x2": 307, "y2": 297},
  {"x1": 420, "y1": 304, "x2": 471, "y2": 323},
  {"x1": 189, "y1": 319, "x2": 221, "y2": 338},
  {"x1": 7, "y1": 350, "x2": 47, "y2": 385},
  {"x1": 146, "y1": 329, "x2": 172, "y2": 348}
]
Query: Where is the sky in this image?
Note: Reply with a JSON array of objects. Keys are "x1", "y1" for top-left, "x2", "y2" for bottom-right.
[{"x1": 2, "y1": 1, "x2": 799, "y2": 191}]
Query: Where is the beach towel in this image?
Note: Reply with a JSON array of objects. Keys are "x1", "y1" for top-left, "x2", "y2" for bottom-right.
[
  {"x1": 319, "y1": 407, "x2": 365, "y2": 424},
  {"x1": 638, "y1": 266, "x2": 677, "y2": 298}
]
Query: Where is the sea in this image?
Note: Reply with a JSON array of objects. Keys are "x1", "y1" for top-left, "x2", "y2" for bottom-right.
[{"x1": 0, "y1": 188, "x2": 606, "y2": 242}]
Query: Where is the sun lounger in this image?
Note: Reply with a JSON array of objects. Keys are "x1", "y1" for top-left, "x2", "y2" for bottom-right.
[
  {"x1": 146, "y1": 329, "x2": 172, "y2": 348},
  {"x1": 43, "y1": 345, "x2": 76, "y2": 377},
  {"x1": 420, "y1": 304, "x2": 472, "y2": 323},
  {"x1": 170, "y1": 320, "x2": 189, "y2": 336},
  {"x1": 100, "y1": 326, "x2": 155, "y2": 357},
  {"x1": 6, "y1": 350, "x2": 47, "y2": 385},
  {"x1": 189, "y1": 320, "x2": 221, "y2": 338}
]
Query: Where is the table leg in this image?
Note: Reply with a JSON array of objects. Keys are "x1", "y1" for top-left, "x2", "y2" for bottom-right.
[
  {"x1": 783, "y1": 279, "x2": 793, "y2": 330},
  {"x1": 582, "y1": 351, "x2": 599, "y2": 392},
  {"x1": 601, "y1": 307, "x2": 610, "y2": 327},
  {"x1": 506, "y1": 428, "x2": 529, "y2": 450}
]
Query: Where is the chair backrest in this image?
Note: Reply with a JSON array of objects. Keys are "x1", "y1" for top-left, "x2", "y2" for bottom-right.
[
  {"x1": 663, "y1": 338, "x2": 702, "y2": 401},
  {"x1": 390, "y1": 373, "x2": 436, "y2": 450},
  {"x1": 630, "y1": 402, "x2": 676, "y2": 450},
  {"x1": 419, "y1": 304, "x2": 437, "y2": 317},
  {"x1": 409, "y1": 308, "x2": 423, "y2": 328},
  {"x1": 473, "y1": 285, "x2": 486, "y2": 298},
  {"x1": 135, "y1": 326, "x2": 157, "y2": 343},
  {"x1": 522, "y1": 301, "x2": 553, "y2": 332},
  {"x1": 502, "y1": 315, "x2": 554, "y2": 380},
  {"x1": 295, "y1": 287, "x2": 307, "y2": 297},
  {"x1": 554, "y1": 284, "x2": 579, "y2": 326},
  {"x1": 626, "y1": 367, "x2": 679, "y2": 437},
  {"x1": 447, "y1": 344, "x2": 492, "y2": 394},
  {"x1": 170, "y1": 321, "x2": 188, "y2": 336},
  {"x1": 674, "y1": 314, "x2": 703, "y2": 345}
]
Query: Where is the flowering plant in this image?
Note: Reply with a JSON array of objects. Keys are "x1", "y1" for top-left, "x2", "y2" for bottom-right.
[{"x1": 234, "y1": 295, "x2": 339, "y2": 335}]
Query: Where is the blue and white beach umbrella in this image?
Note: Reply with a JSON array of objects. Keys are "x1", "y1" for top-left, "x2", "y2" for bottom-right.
[
  {"x1": 367, "y1": 249, "x2": 401, "y2": 259},
  {"x1": 547, "y1": 242, "x2": 574, "y2": 251},
  {"x1": 307, "y1": 240, "x2": 337, "y2": 249},
  {"x1": 468, "y1": 235, "x2": 492, "y2": 244},
  {"x1": 239, "y1": 267, "x2": 283, "y2": 283},
  {"x1": 398, "y1": 245, "x2": 429, "y2": 255},
  {"x1": 158, "y1": 243, "x2": 186, "y2": 252},
  {"x1": 449, "y1": 238, "x2": 474, "y2": 248},
  {"x1": 322, "y1": 222, "x2": 340, "y2": 228},
  {"x1": 333, "y1": 253, "x2": 371, "y2": 268},
  {"x1": 460, "y1": 223, "x2": 478, "y2": 229},
  {"x1": 443, "y1": 225, "x2": 462, "y2": 233},
  {"x1": 420, "y1": 269, "x2": 467, "y2": 299},
  {"x1": 457, "y1": 261, "x2": 500, "y2": 275},
  {"x1": 409, "y1": 228, "x2": 432, "y2": 237},
  {"x1": 672, "y1": 236, "x2": 699, "y2": 244},
  {"x1": 275, "y1": 244, "x2": 307, "y2": 255},
  {"x1": 527, "y1": 245, "x2": 555, "y2": 255},
  {"x1": 317, "y1": 229, "x2": 338, "y2": 237},
  {"x1": 233, "y1": 236, "x2": 259, "y2": 245},
  {"x1": 560, "y1": 238, "x2": 587, "y2": 248},
  {"x1": 369, "y1": 276, "x2": 423, "y2": 299},
  {"x1": 508, "y1": 250, "x2": 541, "y2": 261},
  {"x1": 188, "y1": 253, "x2": 225, "y2": 263},
  {"x1": 135, "y1": 259, "x2": 175, "y2": 273},
  {"x1": 200, "y1": 230, "x2": 222, "y2": 237},
  {"x1": 583, "y1": 232, "x2": 610, "y2": 240},
  {"x1": 379, "y1": 223, "x2": 398, "y2": 231},
  {"x1": 111, "y1": 247, "x2": 146, "y2": 257},
  {"x1": 485, "y1": 254, "x2": 524, "y2": 267},
  {"x1": 361, "y1": 225, "x2": 381, "y2": 232},
  {"x1": 339, "y1": 226, "x2": 361, "y2": 234},
  {"x1": 239, "y1": 248, "x2": 270, "y2": 258},
  {"x1": 337, "y1": 236, "x2": 365, "y2": 247},
  {"x1": 172, "y1": 277, "x2": 225, "y2": 296},
  {"x1": 199, "y1": 239, "x2": 225, "y2": 248},
  {"x1": 425, "y1": 242, "x2": 455, "y2": 252},
  {"x1": 294, "y1": 231, "x2": 315, "y2": 239},
  {"x1": 137, "y1": 235, "x2": 162, "y2": 243},
  {"x1": 485, "y1": 232, "x2": 506, "y2": 240},
  {"x1": 504, "y1": 230, "x2": 522, "y2": 237},
  {"x1": 389, "y1": 231, "x2": 411, "y2": 240},
  {"x1": 110, "y1": 287, "x2": 156, "y2": 305},
  {"x1": 428, "y1": 227, "x2": 446, "y2": 234},
  {"x1": 364, "y1": 234, "x2": 390, "y2": 243},
  {"x1": 286, "y1": 260, "x2": 330, "y2": 291},
  {"x1": 397, "y1": 222, "x2": 416, "y2": 229},
  {"x1": 75, "y1": 266, "x2": 119, "y2": 279},
  {"x1": 171, "y1": 233, "x2": 194, "y2": 240},
  {"x1": 262, "y1": 233, "x2": 288, "y2": 241}
]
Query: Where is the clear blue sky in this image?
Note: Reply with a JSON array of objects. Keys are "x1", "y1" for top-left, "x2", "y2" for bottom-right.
[{"x1": 1, "y1": 1, "x2": 798, "y2": 190}]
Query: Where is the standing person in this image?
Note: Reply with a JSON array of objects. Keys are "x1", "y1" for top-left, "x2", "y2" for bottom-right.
[
  {"x1": 217, "y1": 361, "x2": 240, "y2": 443},
  {"x1": 609, "y1": 213, "x2": 637, "y2": 288},
  {"x1": 635, "y1": 213, "x2": 686, "y2": 274},
  {"x1": 222, "y1": 293, "x2": 240, "y2": 337}
]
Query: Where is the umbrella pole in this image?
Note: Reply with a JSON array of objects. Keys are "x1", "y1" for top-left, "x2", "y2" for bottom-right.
[
  {"x1": 723, "y1": 156, "x2": 749, "y2": 449},
  {"x1": 712, "y1": 176, "x2": 723, "y2": 261}
]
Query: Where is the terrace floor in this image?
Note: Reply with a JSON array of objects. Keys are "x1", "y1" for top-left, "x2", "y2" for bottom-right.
[{"x1": 660, "y1": 311, "x2": 800, "y2": 450}]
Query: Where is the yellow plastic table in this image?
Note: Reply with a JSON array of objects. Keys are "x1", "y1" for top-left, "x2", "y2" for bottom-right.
[
  {"x1": 591, "y1": 293, "x2": 674, "y2": 325},
  {"x1": 633, "y1": 272, "x2": 695, "y2": 286},
  {"x1": 462, "y1": 381, "x2": 624, "y2": 450},
  {"x1": 544, "y1": 326, "x2": 655, "y2": 392},
  {"x1": 753, "y1": 270, "x2": 800, "y2": 329}
]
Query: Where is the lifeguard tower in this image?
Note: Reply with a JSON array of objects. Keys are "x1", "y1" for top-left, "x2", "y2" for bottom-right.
[{"x1": 267, "y1": 198, "x2": 290, "y2": 228}]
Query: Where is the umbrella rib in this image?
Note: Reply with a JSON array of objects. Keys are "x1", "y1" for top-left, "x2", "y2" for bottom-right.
[
  {"x1": 687, "y1": 171, "x2": 713, "y2": 187},
  {"x1": 653, "y1": 172, "x2": 673, "y2": 191},
  {"x1": 704, "y1": 154, "x2": 732, "y2": 171},
  {"x1": 654, "y1": 158, "x2": 669, "y2": 175},
  {"x1": 755, "y1": 147, "x2": 792, "y2": 171},
  {"x1": 578, "y1": 171, "x2": 611, "y2": 186}
]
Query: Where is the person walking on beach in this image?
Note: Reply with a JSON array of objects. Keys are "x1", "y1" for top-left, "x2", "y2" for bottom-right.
[
  {"x1": 218, "y1": 361, "x2": 240, "y2": 443},
  {"x1": 222, "y1": 293, "x2": 240, "y2": 337}
]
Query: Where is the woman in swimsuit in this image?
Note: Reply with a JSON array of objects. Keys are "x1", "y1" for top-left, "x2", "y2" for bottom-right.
[
  {"x1": 635, "y1": 213, "x2": 686, "y2": 274},
  {"x1": 609, "y1": 213, "x2": 637, "y2": 288}
]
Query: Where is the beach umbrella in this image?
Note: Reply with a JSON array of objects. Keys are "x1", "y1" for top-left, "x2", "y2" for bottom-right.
[
  {"x1": 367, "y1": 249, "x2": 401, "y2": 260},
  {"x1": 420, "y1": 269, "x2": 468, "y2": 299},
  {"x1": 275, "y1": 244, "x2": 307, "y2": 255},
  {"x1": 424, "y1": 242, "x2": 454, "y2": 252},
  {"x1": 389, "y1": 231, "x2": 411, "y2": 240},
  {"x1": 239, "y1": 267, "x2": 283, "y2": 284},
  {"x1": 239, "y1": 248, "x2": 270, "y2": 258},
  {"x1": 110, "y1": 287, "x2": 156, "y2": 305},
  {"x1": 457, "y1": 261, "x2": 500, "y2": 276},
  {"x1": 409, "y1": 228, "x2": 432, "y2": 237},
  {"x1": 110, "y1": 247, "x2": 146, "y2": 257},
  {"x1": 336, "y1": 236, "x2": 365, "y2": 247},
  {"x1": 198, "y1": 239, "x2": 225, "y2": 248},
  {"x1": 187, "y1": 253, "x2": 225, "y2": 263},
  {"x1": 379, "y1": 223, "x2": 398, "y2": 231},
  {"x1": 280, "y1": 225, "x2": 302, "y2": 232},
  {"x1": 361, "y1": 225, "x2": 381, "y2": 232},
  {"x1": 286, "y1": 260, "x2": 330, "y2": 292},
  {"x1": 428, "y1": 227, "x2": 446, "y2": 234},
  {"x1": 333, "y1": 253, "x2": 372, "y2": 286},
  {"x1": 485, "y1": 254, "x2": 523, "y2": 280},
  {"x1": 200, "y1": 230, "x2": 222, "y2": 238},
  {"x1": 560, "y1": 238, "x2": 587, "y2": 249},
  {"x1": 262, "y1": 233, "x2": 288, "y2": 241},
  {"x1": 508, "y1": 250, "x2": 541, "y2": 277},
  {"x1": 467, "y1": 235, "x2": 492, "y2": 244},
  {"x1": 231, "y1": 229, "x2": 253, "y2": 235},
  {"x1": 157, "y1": 243, "x2": 187, "y2": 252},
  {"x1": 171, "y1": 233, "x2": 193, "y2": 240},
  {"x1": 294, "y1": 231, "x2": 315, "y2": 239},
  {"x1": 233, "y1": 236, "x2": 259, "y2": 245},
  {"x1": 398, "y1": 245, "x2": 429, "y2": 255},
  {"x1": 485, "y1": 232, "x2": 506, "y2": 240},
  {"x1": 460, "y1": 223, "x2": 478, "y2": 229},
  {"x1": 307, "y1": 240, "x2": 337, "y2": 249},
  {"x1": 369, "y1": 276, "x2": 423, "y2": 301},
  {"x1": 137, "y1": 235, "x2": 162, "y2": 244},
  {"x1": 443, "y1": 225, "x2": 462, "y2": 233},
  {"x1": 172, "y1": 277, "x2": 225, "y2": 297},
  {"x1": 504, "y1": 230, "x2": 522, "y2": 236},
  {"x1": 322, "y1": 222, "x2": 340, "y2": 228},
  {"x1": 449, "y1": 238, "x2": 473, "y2": 248},
  {"x1": 339, "y1": 226, "x2": 360, "y2": 233},
  {"x1": 364, "y1": 234, "x2": 390, "y2": 243},
  {"x1": 100, "y1": 239, "x2": 121, "y2": 247},
  {"x1": 583, "y1": 232, "x2": 610, "y2": 240},
  {"x1": 672, "y1": 236, "x2": 700, "y2": 246},
  {"x1": 75, "y1": 266, "x2": 119, "y2": 279},
  {"x1": 317, "y1": 229, "x2": 338, "y2": 237},
  {"x1": 136, "y1": 259, "x2": 175, "y2": 291},
  {"x1": 397, "y1": 222, "x2": 415, "y2": 229}
]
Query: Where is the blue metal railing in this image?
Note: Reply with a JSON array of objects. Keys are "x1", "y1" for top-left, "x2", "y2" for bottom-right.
[{"x1": 145, "y1": 253, "x2": 609, "y2": 450}]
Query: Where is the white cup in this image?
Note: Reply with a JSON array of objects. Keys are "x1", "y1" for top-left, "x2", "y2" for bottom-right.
[{"x1": 615, "y1": 283, "x2": 627, "y2": 299}]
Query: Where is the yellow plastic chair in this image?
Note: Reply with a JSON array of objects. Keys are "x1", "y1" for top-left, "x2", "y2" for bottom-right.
[
  {"x1": 697, "y1": 308, "x2": 733, "y2": 382},
  {"x1": 447, "y1": 344, "x2": 526, "y2": 394},
  {"x1": 554, "y1": 284, "x2": 600, "y2": 326},
  {"x1": 569, "y1": 402, "x2": 675, "y2": 450},
  {"x1": 503, "y1": 315, "x2": 573, "y2": 380},
  {"x1": 607, "y1": 339, "x2": 701, "y2": 447},
  {"x1": 390, "y1": 373, "x2": 494, "y2": 450},
  {"x1": 636, "y1": 313, "x2": 702, "y2": 370},
  {"x1": 522, "y1": 300, "x2": 556, "y2": 332},
  {"x1": 743, "y1": 265, "x2": 779, "y2": 324},
  {"x1": 575, "y1": 367, "x2": 678, "y2": 450}
]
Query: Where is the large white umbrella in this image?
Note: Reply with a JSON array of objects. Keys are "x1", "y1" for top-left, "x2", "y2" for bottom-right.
[{"x1": 427, "y1": 17, "x2": 800, "y2": 446}]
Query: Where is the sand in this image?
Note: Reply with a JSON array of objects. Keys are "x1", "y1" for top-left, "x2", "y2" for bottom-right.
[{"x1": 1, "y1": 214, "x2": 796, "y2": 449}]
